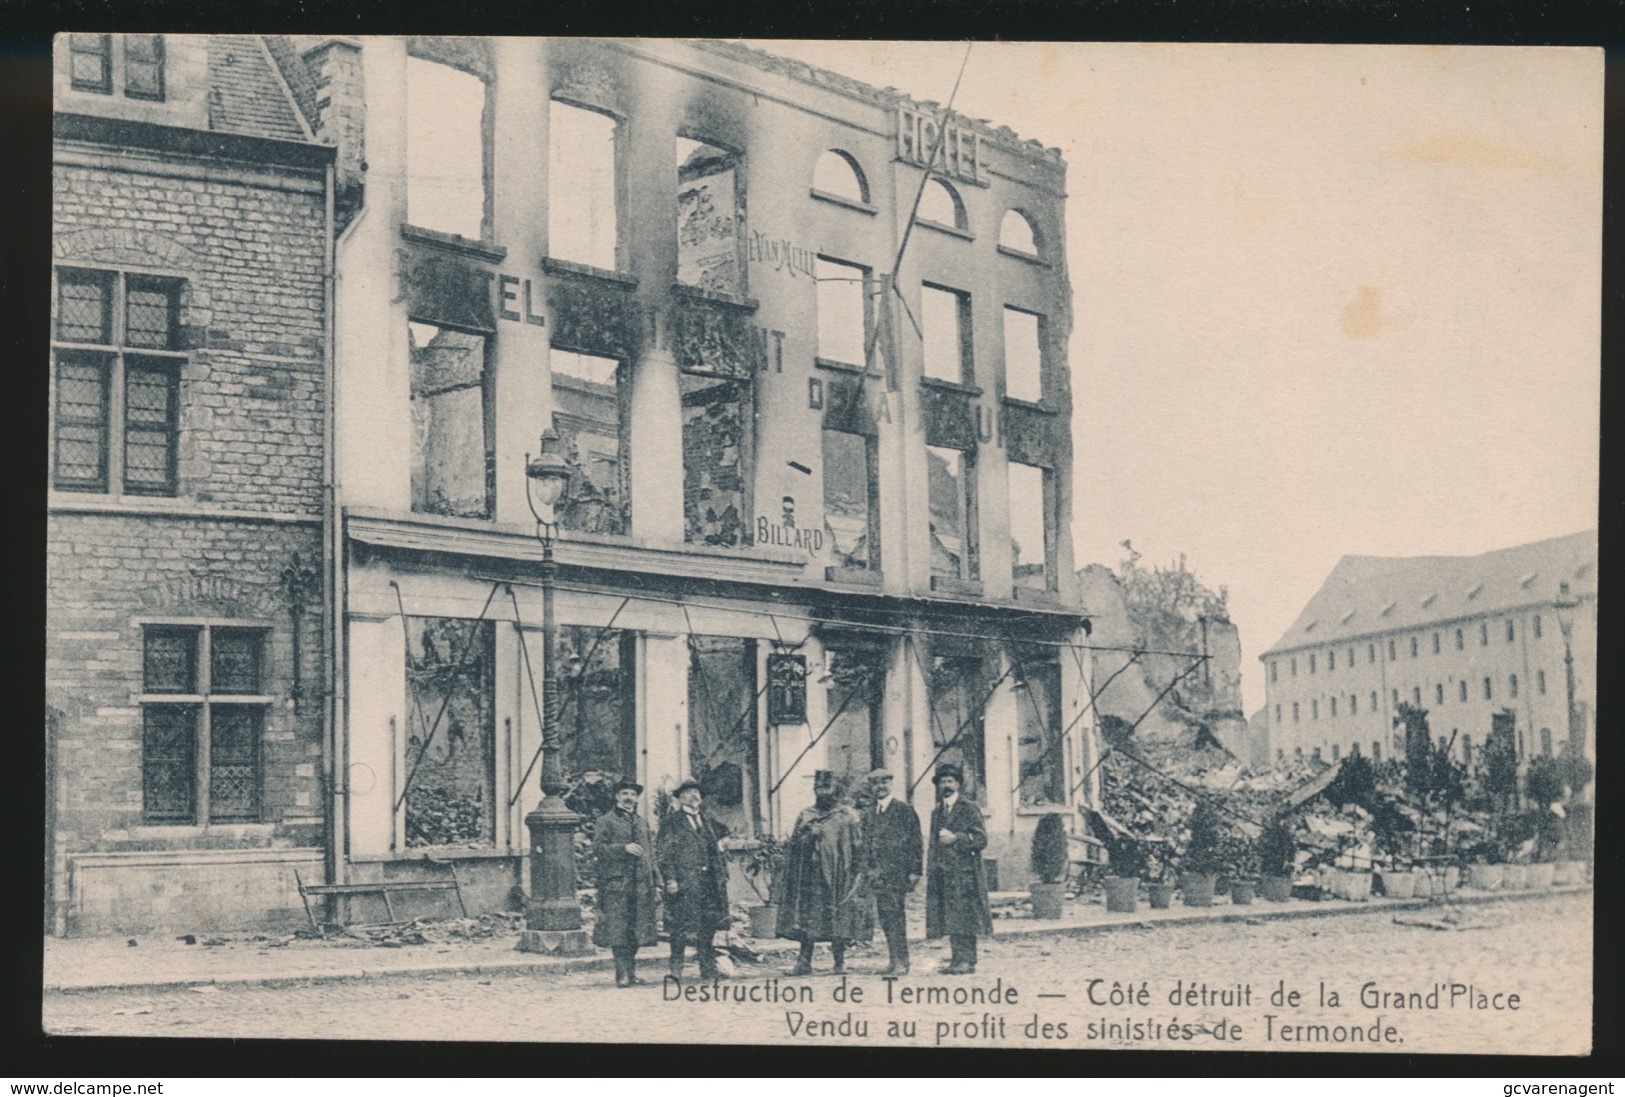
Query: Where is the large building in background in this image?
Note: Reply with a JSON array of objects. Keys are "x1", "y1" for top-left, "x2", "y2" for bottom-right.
[
  {"x1": 1258, "y1": 531, "x2": 1596, "y2": 772},
  {"x1": 46, "y1": 35, "x2": 335, "y2": 935}
]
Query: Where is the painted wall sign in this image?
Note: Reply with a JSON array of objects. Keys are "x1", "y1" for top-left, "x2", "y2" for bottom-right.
[
  {"x1": 755, "y1": 499, "x2": 825, "y2": 554},
  {"x1": 896, "y1": 106, "x2": 984, "y2": 185},
  {"x1": 747, "y1": 230, "x2": 819, "y2": 279},
  {"x1": 496, "y1": 274, "x2": 548, "y2": 326}
]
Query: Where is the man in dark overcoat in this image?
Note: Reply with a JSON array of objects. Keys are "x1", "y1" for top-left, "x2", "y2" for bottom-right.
[
  {"x1": 592, "y1": 778, "x2": 660, "y2": 988},
  {"x1": 863, "y1": 767, "x2": 922, "y2": 975},
  {"x1": 776, "y1": 769, "x2": 870, "y2": 975},
  {"x1": 655, "y1": 778, "x2": 731, "y2": 981},
  {"x1": 924, "y1": 762, "x2": 993, "y2": 974}
]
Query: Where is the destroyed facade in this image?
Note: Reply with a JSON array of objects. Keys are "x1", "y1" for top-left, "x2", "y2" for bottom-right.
[{"x1": 47, "y1": 35, "x2": 1098, "y2": 935}]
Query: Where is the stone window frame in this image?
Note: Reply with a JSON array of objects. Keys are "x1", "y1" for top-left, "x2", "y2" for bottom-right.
[
  {"x1": 997, "y1": 208, "x2": 1044, "y2": 262},
  {"x1": 137, "y1": 620, "x2": 275, "y2": 826},
  {"x1": 915, "y1": 175, "x2": 970, "y2": 237},
  {"x1": 123, "y1": 34, "x2": 166, "y2": 101},
  {"x1": 926, "y1": 441, "x2": 980, "y2": 588},
  {"x1": 810, "y1": 148, "x2": 874, "y2": 213},
  {"x1": 403, "y1": 39, "x2": 496, "y2": 247},
  {"x1": 51, "y1": 265, "x2": 187, "y2": 498},
  {"x1": 919, "y1": 281, "x2": 974, "y2": 388}
]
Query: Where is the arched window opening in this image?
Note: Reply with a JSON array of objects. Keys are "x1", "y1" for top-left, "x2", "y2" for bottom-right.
[
  {"x1": 917, "y1": 177, "x2": 965, "y2": 230},
  {"x1": 812, "y1": 149, "x2": 868, "y2": 204},
  {"x1": 999, "y1": 209, "x2": 1040, "y2": 256}
]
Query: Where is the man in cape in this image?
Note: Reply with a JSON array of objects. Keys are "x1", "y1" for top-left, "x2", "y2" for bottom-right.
[{"x1": 776, "y1": 769, "x2": 871, "y2": 975}]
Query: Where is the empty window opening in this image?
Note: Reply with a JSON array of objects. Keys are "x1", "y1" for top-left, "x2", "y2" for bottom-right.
[
  {"x1": 927, "y1": 444, "x2": 977, "y2": 581},
  {"x1": 921, "y1": 283, "x2": 971, "y2": 384},
  {"x1": 1008, "y1": 460, "x2": 1051, "y2": 591},
  {"x1": 823, "y1": 428, "x2": 876, "y2": 571},
  {"x1": 406, "y1": 58, "x2": 487, "y2": 240},
  {"x1": 816, "y1": 257, "x2": 869, "y2": 368},
  {"x1": 681, "y1": 373, "x2": 751, "y2": 547},
  {"x1": 1002, "y1": 306, "x2": 1042, "y2": 402},
  {"x1": 549, "y1": 100, "x2": 618, "y2": 270},
  {"x1": 999, "y1": 209, "x2": 1039, "y2": 255},
  {"x1": 677, "y1": 136, "x2": 743, "y2": 295},
  {"x1": 812, "y1": 149, "x2": 868, "y2": 204},
  {"x1": 404, "y1": 617, "x2": 495, "y2": 848},
  {"x1": 409, "y1": 321, "x2": 492, "y2": 520},
  {"x1": 551, "y1": 349, "x2": 627, "y2": 535},
  {"x1": 917, "y1": 177, "x2": 965, "y2": 230}
]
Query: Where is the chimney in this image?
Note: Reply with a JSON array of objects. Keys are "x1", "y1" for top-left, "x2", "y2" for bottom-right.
[{"x1": 302, "y1": 37, "x2": 365, "y2": 229}]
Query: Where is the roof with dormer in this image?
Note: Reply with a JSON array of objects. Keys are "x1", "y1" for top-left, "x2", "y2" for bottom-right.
[{"x1": 1261, "y1": 530, "x2": 1597, "y2": 658}]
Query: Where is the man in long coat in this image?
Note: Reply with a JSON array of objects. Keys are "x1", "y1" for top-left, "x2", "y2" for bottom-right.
[
  {"x1": 925, "y1": 762, "x2": 993, "y2": 974},
  {"x1": 777, "y1": 770, "x2": 870, "y2": 975},
  {"x1": 655, "y1": 778, "x2": 731, "y2": 981},
  {"x1": 863, "y1": 767, "x2": 922, "y2": 975},
  {"x1": 592, "y1": 778, "x2": 660, "y2": 988}
]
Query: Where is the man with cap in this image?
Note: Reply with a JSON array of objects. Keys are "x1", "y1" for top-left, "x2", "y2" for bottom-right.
[
  {"x1": 592, "y1": 777, "x2": 659, "y2": 987},
  {"x1": 925, "y1": 762, "x2": 993, "y2": 974},
  {"x1": 777, "y1": 769, "x2": 870, "y2": 975},
  {"x1": 655, "y1": 777, "x2": 731, "y2": 981},
  {"x1": 863, "y1": 767, "x2": 922, "y2": 975}
]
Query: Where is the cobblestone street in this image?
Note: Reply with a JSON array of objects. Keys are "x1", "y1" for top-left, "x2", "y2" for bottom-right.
[{"x1": 42, "y1": 892, "x2": 1590, "y2": 1055}]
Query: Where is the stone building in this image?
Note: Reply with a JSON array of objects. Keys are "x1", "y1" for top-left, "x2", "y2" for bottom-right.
[
  {"x1": 1258, "y1": 530, "x2": 1597, "y2": 773},
  {"x1": 323, "y1": 36, "x2": 1095, "y2": 907},
  {"x1": 47, "y1": 34, "x2": 335, "y2": 934}
]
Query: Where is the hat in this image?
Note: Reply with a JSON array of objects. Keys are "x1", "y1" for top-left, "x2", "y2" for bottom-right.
[
  {"x1": 813, "y1": 769, "x2": 839, "y2": 791},
  {"x1": 932, "y1": 763, "x2": 965, "y2": 786},
  {"x1": 613, "y1": 778, "x2": 643, "y2": 795},
  {"x1": 672, "y1": 778, "x2": 703, "y2": 797},
  {"x1": 866, "y1": 768, "x2": 895, "y2": 782}
]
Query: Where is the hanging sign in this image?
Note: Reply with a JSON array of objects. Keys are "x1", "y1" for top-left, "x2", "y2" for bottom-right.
[{"x1": 766, "y1": 653, "x2": 809, "y2": 726}]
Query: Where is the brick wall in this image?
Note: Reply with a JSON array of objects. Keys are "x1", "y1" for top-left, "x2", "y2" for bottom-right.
[
  {"x1": 50, "y1": 140, "x2": 329, "y2": 934},
  {"x1": 53, "y1": 161, "x2": 326, "y2": 513}
]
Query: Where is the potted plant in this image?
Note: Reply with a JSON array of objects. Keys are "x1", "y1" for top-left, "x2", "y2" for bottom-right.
[
  {"x1": 1255, "y1": 818, "x2": 1296, "y2": 902},
  {"x1": 738, "y1": 834, "x2": 786, "y2": 938},
  {"x1": 1144, "y1": 847, "x2": 1176, "y2": 910},
  {"x1": 1103, "y1": 835, "x2": 1146, "y2": 914},
  {"x1": 1179, "y1": 800, "x2": 1225, "y2": 908},
  {"x1": 1028, "y1": 813, "x2": 1070, "y2": 920},
  {"x1": 1462, "y1": 838, "x2": 1505, "y2": 890}
]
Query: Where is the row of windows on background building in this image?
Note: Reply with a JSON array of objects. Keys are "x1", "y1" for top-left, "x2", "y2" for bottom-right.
[
  {"x1": 1269, "y1": 617, "x2": 1544, "y2": 682},
  {"x1": 1275, "y1": 668, "x2": 1549, "y2": 725},
  {"x1": 1276, "y1": 723, "x2": 1561, "y2": 768}
]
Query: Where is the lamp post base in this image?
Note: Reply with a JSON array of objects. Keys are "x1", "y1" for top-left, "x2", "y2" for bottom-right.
[
  {"x1": 516, "y1": 928, "x2": 594, "y2": 956},
  {"x1": 524, "y1": 797, "x2": 585, "y2": 931}
]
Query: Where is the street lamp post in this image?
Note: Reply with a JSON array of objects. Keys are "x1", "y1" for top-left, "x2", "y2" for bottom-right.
[
  {"x1": 517, "y1": 429, "x2": 592, "y2": 956},
  {"x1": 1555, "y1": 581, "x2": 1581, "y2": 759}
]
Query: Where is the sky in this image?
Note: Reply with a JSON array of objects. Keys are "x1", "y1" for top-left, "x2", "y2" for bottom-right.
[{"x1": 753, "y1": 40, "x2": 1603, "y2": 713}]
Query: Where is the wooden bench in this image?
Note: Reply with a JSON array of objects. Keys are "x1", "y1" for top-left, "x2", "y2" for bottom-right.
[{"x1": 294, "y1": 861, "x2": 468, "y2": 929}]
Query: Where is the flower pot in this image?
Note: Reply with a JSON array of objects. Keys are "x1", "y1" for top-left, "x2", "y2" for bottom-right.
[
  {"x1": 1258, "y1": 875, "x2": 1293, "y2": 903},
  {"x1": 1553, "y1": 860, "x2": 1586, "y2": 886},
  {"x1": 1229, "y1": 878, "x2": 1256, "y2": 905},
  {"x1": 1468, "y1": 863, "x2": 1504, "y2": 890},
  {"x1": 1503, "y1": 864, "x2": 1529, "y2": 890},
  {"x1": 1442, "y1": 865, "x2": 1460, "y2": 893},
  {"x1": 1103, "y1": 875, "x2": 1138, "y2": 914},
  {"x1": 747, "y1": 903, "x2": 779, "y2": 938},
  {"x1": 1147, "y1": 882, "x2": 1176, "y2": 909},
  {"x1": 1030, "y1": 881, "x2": 1066, "y2": 920},
  {"x1": 1413, "y1": 872, "x2": 1433, "y2": 899},
  {"x1": 1378, "y1": 871, "x2": 1416, "y2": 900},
  {"x1": 1181, "y1": 873, "x2": 1217, "y2": 908},
  {"x1": 1336, "y1": 871, "x2": 1372, "y2": 901},
  {"x1": 1527, "y1": 862, "x2": 1554, "y2": 890}
]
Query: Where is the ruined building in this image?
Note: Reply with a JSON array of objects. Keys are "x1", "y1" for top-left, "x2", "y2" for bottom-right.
[{"x1": 48, "y1": 35, "x2": 1097, "y2": 934}]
